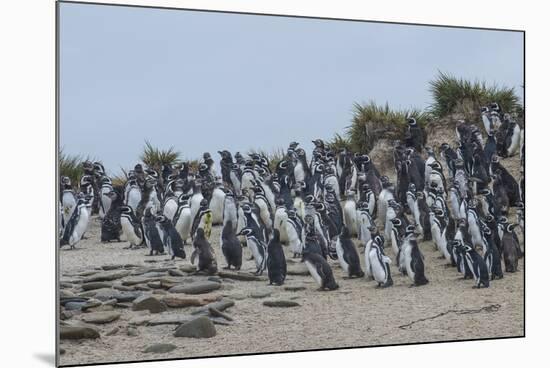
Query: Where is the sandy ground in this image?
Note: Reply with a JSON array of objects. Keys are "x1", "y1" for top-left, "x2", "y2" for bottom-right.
[{"x1": 59, "y1": 213, "x2": 524, "y2": 366}]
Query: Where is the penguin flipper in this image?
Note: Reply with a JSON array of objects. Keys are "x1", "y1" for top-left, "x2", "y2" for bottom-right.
[{"x1": 190, "y1": 250, "x2": 197, "y2": 265}]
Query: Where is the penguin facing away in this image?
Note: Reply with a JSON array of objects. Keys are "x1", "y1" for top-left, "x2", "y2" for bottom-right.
[
  {"x1": 191, "y1": 228, "x2": 218, "y2": 275},
  {"x1": 335, "y1": 226, "x2": 364, "y2": 278},
  {"x1": 142, "y1": 207, "x2": 165, "y2": 256},
  {"x1": 266, "y1": 229, "x2": 287, "y2": 285},
  {"x1": 221, "y1": 220, "x2": 243, "y2": 270},
  {"x1": 157, "y1": 215, "x2": 186, "y2": 260}
]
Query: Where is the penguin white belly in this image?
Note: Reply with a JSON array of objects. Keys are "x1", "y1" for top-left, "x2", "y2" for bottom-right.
[
  {"x1": 127, "y1": 188, "x2": 141, "y2": 213},
  {"x1": 209, "y1": 189, "x2": 226, "y2": 225},
  {"x1": 274, "y1": 209, "x2": 289, "y2": 243},
  {"x1": 390, "y1": 229, "x2": 400, "y2": 258},
  {"x1": 508, "y1": 126, "x2": 521, "y2": 156},
  {"x1": 230, "y1": 172, "x2": 242, "y2": 196},
  {"x1": 438, "y1": 229, "x2": 450, "y2": 261},
  {"x1": 369, "y1": 249, "x2": 388, "y2": 283},
  {"x1": 100, "y1": 188, "x2": 112, "y2": 218},
  {"x1": 121, "y1": 217, "x2": 140, "y2": 245},
  {"x1": 223, "y1": 201, "x2": 238, "y2": 231},
  {"x1": 378, "y1": 191, "x2": 388, "y2": 226},
  {"x1": 286, "y1": 221, "x2": 302, "y2": 255},
  {"x1": 294, "y1": 162, "x2": 305, "y2": 183},
  {"x1": 384, "y1": 208, "x2": 396, "y2": 240},
  {"x1": 62, "y1": 193, "x2": 76, "y2": 225},
  {"x1": 163, "y1": 199, "x2": 178, "y2": 222},
  {"x1": 403, "y1": 244, "x2": 415, "y2": 282},
  {"x1": 304, "y1": 259, "x2": 323, "y2": 287},
  {"x1": 149, "y1": 190, "x2": 161, "y2": 213},
  {"x1": 236, "y1": 208, "x2": 246, "y2": 244},
  {"x1": 293, "y1": 198, "x2": 305, "y2": 220},
  {"x1": 247, "y1": 239, "x2": 263, "y2": 269},
  {"x1": 324, "y1": 176, "x2": 340, "y2": 200},
  {"x1": 175, "y1": 208, "x2": 192, "y2": 243},
  {"x1": 343, "y1": 202, "x2": 357, "y2": 236},
  {"x1": 467, "y1": 213, "x2": 484, "y2": 250},
  {"x1": 358, "y1": 212, "x2": 373, "y2": 244},
  {"x1": 241, "y1": 173, "x2": 255, "y2": 193},
  {"x1": 364, "y1": 240, "x2": 373, "y2": 278},
  {"x1": 335, "y1": 238, "x2": 349, "y2": 274},
  {"x1": 256, "y1": 199, "x2": 272, "y2": 230},
  {"x1": 70, "y1": 209, "x2": 89, "y2": 246},
  {"x1": 190, "y1": 194, "x2": 204, "y2": 221},
  {"x1": 449, "y1": 192, "x2": 460, "y2": 219}
]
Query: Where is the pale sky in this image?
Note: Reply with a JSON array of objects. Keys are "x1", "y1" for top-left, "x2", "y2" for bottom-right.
[{"x1": 59, "y1": 2, "x2": 524, "y2": 174}]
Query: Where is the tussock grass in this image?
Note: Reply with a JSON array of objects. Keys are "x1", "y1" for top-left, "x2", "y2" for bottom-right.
[
  {"x1": 59, "y1": 149, "x2": 96, "y2": 185},
  {"x1": 429, "y1": 71, "x2": 522, "y2": 120},
  {"x1": 140, "y1": 141, "x2": 181, "y2": 171}
]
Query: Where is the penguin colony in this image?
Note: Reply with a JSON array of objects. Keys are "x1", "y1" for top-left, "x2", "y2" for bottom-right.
[{"x1": 59, "y1": 102, "x2": 524, "y2": 290}]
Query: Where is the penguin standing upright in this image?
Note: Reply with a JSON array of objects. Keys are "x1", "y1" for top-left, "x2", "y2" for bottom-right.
[
  {"x1": 404, "y1": 117, "x2": 424, "y2": 152},
  {"x1": 368, "y1": 235, "x2": 393, "y2": 288},
  {"x1": 156, "y1": 215, "x2": 186, "y2": 260},
  {"x1": 302, "y1": 249, "x2": 339, "y2": 291},
  {"x1": 221, "y1": 220, "x2": 242, "y2": 270},
  {"x1": 119, "y1": 205, "x2": 143, "y2": 249},
  {"x1": 273, "y1": 199, "x2": 289, "y2": 244},
  {"x1": 101, "y1": 189, "x2": 123, "y2": 242},
  {"x1": 236, "y1": 227, "x2": 267, "y2": 275},
  {"x1": 402, "y1": 225, "x2": 429, "y2": 286},
  {"x1": 60, "y1": 197, "x2": 90, "y2": 249},
  {"x1": 335, "y1": 226, "x2": 364, "y2": 278},
  {"x1": 454, "y1": 240, "x2": 490, "y2": 288},
  {"x1": 482, "y1": 226, "x2": 503, "y2": 280},
  {"x1": 286, "y1": 209, "x2": 304, "y2": 258},
  {"x1": 343, "y1": 190, "x2": 358, "y2": 237},
  {"x1": 99, "y1": 176, "x2": 113, "y2": 219},
  {"x1": 173, "y1": 193, "x2": 192, "y2": 245},
  {"x1": 191, "y1": 199, "x2": 212, "y2": 240},
  {"x1": 142, "y1": 207, "x2": 165, "y2": 255},
  {"x1": 266, "y1": 229, "x2": 287, "y2": 285},
  {"x1": 191, "y1": 228, "x2": 217, "y2": 274},
  {"x1": 501, "y1": 223, "x2": 520, "y2": 273},
  {"x1": 209, "y1": 183, "x2": 226, "y2": 225}
]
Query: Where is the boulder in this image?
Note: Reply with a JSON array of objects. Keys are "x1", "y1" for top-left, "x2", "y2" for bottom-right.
[
  {"x1": 162, "y1": 294, "x2": 220, "y2": 308},
  {"x1": 60, "y1": 326, "x2": 100, "y2": 340},
  {"x1": 169, "y1": 281, "x2": 220, "y2": 295},
  {"x1": 174, "y1": 317, "x2": 216, "y2": 338},
  {"x1": 81, "y1": 282, "x2": 112, "y2": 291},
  {"x1": 217, "y1": 271, "x2": 264, "y2": 281},
  {"x1": 132, "y1": 295, "x2": 167, "y2": 313}
]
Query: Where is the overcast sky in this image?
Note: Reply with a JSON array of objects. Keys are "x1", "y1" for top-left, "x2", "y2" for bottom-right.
[{"x1": 59, "y1": 2, "x2": 524, "y2": 174}]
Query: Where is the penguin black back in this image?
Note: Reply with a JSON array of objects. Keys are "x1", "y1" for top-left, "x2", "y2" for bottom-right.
[
  {"x1": 267, "y1": 229, "x2": 287, "y2": 285},
  {"x1": 221, "y1": 220, "x2": 242, "y2": 270},
  {"x1": 192, "y1": 228, "x2": 217, "y2": 274}
]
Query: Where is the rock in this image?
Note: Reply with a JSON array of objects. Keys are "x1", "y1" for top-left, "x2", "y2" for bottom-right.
[
  {"x1": 174, "y1": 317, "x2": 216, "y2": 338},
  {"x1": 134, "y1": 285, "x2": 152, "y2": 291},
  {"x1": 78, "y1": 290, "x2": 99, "y2": 298},
  {"x1": 59, "y1": 282, "x2": 73, "y2": 289},
  {"x1": 217, "y1": 271, "x2": 264, "y2": 281},
  {"x1": 162, "y1": 294, "x2": 220, "y2": 308},
  {"x1": 60, "y1": 289, "x2": 76, "y2": 298},
  {"x1": 169, "y1": 281, "x2": 221, "y2": 295},
  {"x1": 168, "y1": 269, "x2": 184, "y2": 277},
  {"x1": 60, "y1": 326, "x2": 100, "y2": 340},
  {"x1": 179, "y1": 264, "x2": 197, "y2": 273},
  {"x1": 81, "y1": 311, "x2": 121, "y2": 324},
  {"x1": 132, "y1": 295, "x2": 167, "y2": 313},
  {"x1": 113, "y1": 284, "x2": 134, "y2": 292},
  {"x1": 115, "y1": 302, "x2": 132, "y2": 309},
  {"x1": 263, "y1": 300, "x2": 300, "y2": 308},
  {"x1": 284, "y1": 285, "x2": 307, "y2": 292},
  {"x1": 191, "y1": 299, "x2": 235, "y2": 315},
  {"x1": 101, "y1": 264, "x2": 124, "y2": 270},
  {"x1": 83, "y1": 270, "x2": 131, "y2": 283},
  {"x1": 94, "y1": 289, "x2": 142, "y2": 302},
  {"x1": 81, "y1": 282, "x2": 112, "y2": 291},
  {"x1": 153, "y1": 289, "x2": 168, "y2": 295},
  {"x1": 105, "y1": 326, "x2": 119, "y2": 336},
  {"x1": 207, "y1": 276, "x2": 222, "y2": 283},
  {"x1": 143, "y1": 343, "x2": 177, "y2": 354},
  {"x1": 127, "y1": 326, "x2": 139, "y2": 336},
  {"x1": 210, "y1": 317, "x2": 233, "y2": 326},
  {"x1": 147, "y1": 314, "x2": 193, "y2": 326},
  {"x1": 103, "y1": 299, "x2": 118, "y2": 306},
  {"x1": 286, "y1": 264, "x2": 310, "y2": 276},
  {"x1": 60, "y1": 297, "x2": 88, "y2": 306},
  {"x1": 81, "y1": 299, "x2": 102, "y2": 311},
  {"x1": 141, "y1": 272, "x2": 168, "y2": 278},
  {"x1": 226, "y1": 293, "x2": 247, "y2": 300},
  {"x1": 129, "y1": 315, "x2": 152, "y2": 326},
  {"x1": 147, "y1": 281, "x2": 162, "y2": 289},
  {"x1": 60, "y1": 348, "x2": 66, "y2": 355},
  {"x1": 65, "y1": 302, "x2": 86, "y2": 311},
  {"x1": 250, "y1": 289, "x2": 272, "y2": 299},
  {"x1": 60, "y1": 310, "x2": 81, "y2": 320},
  {"x1": 208, "y1": 307, "x2": 233, "y2": 321}
]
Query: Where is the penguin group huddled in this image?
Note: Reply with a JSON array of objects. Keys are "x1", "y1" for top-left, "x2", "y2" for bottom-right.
[{"x1": 59, "y1": 102, "x2": 524, "y2": 290}]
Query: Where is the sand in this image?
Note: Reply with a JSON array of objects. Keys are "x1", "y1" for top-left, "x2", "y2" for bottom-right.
[{"x1": 58, "y1": 214, "x2": 524, "y2": 366}]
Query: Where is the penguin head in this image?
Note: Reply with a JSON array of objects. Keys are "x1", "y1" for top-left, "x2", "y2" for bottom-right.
[
  {"x1": 405, "y1": 225, "x2": 417, "y2": 236},
  {"x1": 485, "y1": 214, "x2": 494, "y2": 223},
  {"x1": 390, "y1": 218, "x2": 402, "y2": 227},
  {"x1": 236, "y1": 227, "x2": 253, "y2": 237},
  {"x1": 407, "y1": 117, "x2": 417, "y2": 127},
  {"x1": 325, "y1": 193, "x2": 335, "y2": 203},
  {"x1": 203, "y1": 152, "x2": 212, "y2": 160},
  {"x1": 304, "y1": 194, "x2": 315, "y2": 204},
  {"x1": 286, "y1": 209, "x2": 297, "y2": 218},
  {"x1": 374, "y1": 235, "x2": 385, "y2": 247},
  {"x1": 497, "y1": 216, "x2": 509, "y2": 224},
  {"x1": 489, "y1": 102, "x2": 500, "y2": 112},
  {"x1": 481, "y1": 106, "x2": 489, "y2": 114},
  {"x1": 505, "y1": 223, "x2": 518, "y2": 233},
  {"x1": 482, "y1": 226, "x2": 492, "y2": 236},
  {"x1": 120, "y1": 205, "x2": 132, "y2": 215},
  {"x1": 408, "y1": 183, "x2": 416, "y2": 192}
]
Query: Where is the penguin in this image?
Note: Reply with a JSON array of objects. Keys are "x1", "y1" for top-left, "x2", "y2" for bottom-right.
[
  {"x1": 480, "y1": 106, "x2": 493, "y2": 135},
  {"x1": 303, "y1": 214, "x2": 325, "y2": 259},
  {"x1": 429, "y1": 208, "x2": 450, "y2": 262},
  {"x1": 449, "y1": 184, "x2": 462, "y2": 220},
  {"x1": 335, "y1": 226, "x2": 364, "y2": 278},
  {"x1": 484, "y1": 131, "x2": 497, "y2": 164},
  {"x1": 156, "y1": 214, "x2": 186, "y2": 260},
  {"x1": 221, "y1": 220, "x2": 242, "y2": 270},
  {"x1": 266, "y1": 229, "x2": 287, "y2": 285},
  {"x1": 222, "y1": 190, "x2": 239, "y2": 232},
  {"x1": 404, "y1": 117, "x2": 424, "y2": 152},
  {"x1": 439, "y1": 143, "x2": 458, "y2": 179},
  {"x1": 481, "y1": 226, "x2": 503, "y2": 280},
  {"x1": 218, "y1": 150, "x2": 234, "y2": 186},
  {"x1": 191, "y1": 199, "x2": 212, "y2": 240},
  {"x1": 61, "y1": 186, "x2": 77, "y2": 226},
  {"x1": 142, "y1": 207, "x2": 165, "y2": 255},
  {"x1": 455, "y1": 239, "x2": 490, "y2": 288},
  {"x1": 162, "y1": 194, "x2": 178, "y2": 222},
  {"x1": 357, "y1": 201, "x2": 375, "y2": 244},
  {"x1": 501, "y1": 223, "x2": 520, "y2": 273},
  {"x1": 368, "y1": 235, "x2": 393, "y2": 288},
  {"x1": 427, "y1": 161, "x2": 447, "y2": 196},
  {"x1": 209, "y1": 183, "x2": 226, "y2": 225},
  {"x1": 253, "y1": 181, "x2": 273, "y2": 232},
  {"x1": 406, "y1": 183, "x2": 423, "y2": 236},
  {"x1": 125, "y1": 179, "x2": 142, "y2": 214},
  {"x1": 286, "y1": 209, "x2": 304, "y2": 258},
  {"x1": 323, "y1": 166, "x2": 340, "y2": 201},
  {"x1": 189, "y1": 180, "x2": 204, "y2": 225},
  {"x1": 343, "y1": 190, "x2": 358, "y2": 237},
  {"x1": 466, "y1": 199, "x2": 485, "y2": 253},
  {"x1": 416, "y1": 191, "x2": 432, "y2": 241},
  {"x1": 273, "y1": 199, "x2": 289, "y2": 244},
  {"x1": 173, "y1": 193, "x2": 192, "y2": 245},
  {"x1": 191, "y1": 228, "x2": 218, "y2": 275},
  {"x1": 229, "y1": 163, "x2": 242, "y2": 196},
  {"x1": 401, "y1": 225, "x2": 429, "y2": 286},
  {"x1": 119, "y1": 205, "x2": 143, "y2": 249},
  {"x1": 60, "y1": 197, "x2": 90, "y2": 249},
  {"x1": 236, "y1": 227, "x2": 267, "y2": 275},
  {"x1": 302, "y1": 249, "x2": 339, "y2": 291},
  {"x1": 389, "y1": 217, "x2": 405, "y2": 264},
  {"x1": 101, "y1": 189, "x2": 123, "y2": 243},
  {"x1": 98, "y1": 176, "x2": 113, "y2": 219},
  {"x1": 377, "y1": 176, "x2": 393, "y2": 228}
]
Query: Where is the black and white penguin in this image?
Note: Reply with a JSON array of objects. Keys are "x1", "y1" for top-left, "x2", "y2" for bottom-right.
[
  {"x1": 404, "y1": 117, "x2": 424, "y2": 152},
  {"x1": 101, "y1": 189, "x2": 123, "y2": 242},
  {"x1": 302, "y1": 249, "x2": 339, "y2": 291},
  {"x1": 221, "y1": 220, "x2": 242, "y2": 270},
  {"x1": 343, "y1": 190, "x2": 358, "y2": 237},
  {"x1": 454, "y1": 239, "x2": 490, "y2": 288},
  {"x1": 466, "y1": 199, "x2": 485, "y2": 253},
  {"x1": 439, "y1": 143, "x2": 458, "y2": 179},
  {"x1": 286, "y1": 209, "x2": 304, "y2": 258},
  {"x1": 60, "y1": 197, "x2": 90, "y2": 249},
  {"x1": 119, "y1": 205, "x2": 143, "y2": 249},
  {"x1": 236, "y1": 227, "x2": 267, "y2": 275},
  {"x1": 218, "y1": 150, "x2": 234, "y2": 186},
  {"x1": 429, "y1": 208, "x2": 451, "y2": 262},
  {"x1": 335, "y1": 226, "x2": 364, "y2": 278},
  {"x1": 156, "y1": 214, "x2": 186, "y2": 260},
  {"x1": 191, "y1": 228, "x2": 217, "y2": 274},
  {"x1": 273, "y1": 199, "x2": 289, "y2": 244},
  {"x1": 368, "y1": 235, "x2": 393, "y2": 288},
  {"x1": 99, "y1": 176, "x2": 113, "y2": 219},
  {"x1": 401, "y1": 225, "x2": 429, "y2": 286},
  {"x1": 481, "y1": 226, "x2": 503, "y2": 280},
  {"x1": 191, "y1": 199, "x2": 213, "y2": 240},
  {"x1": 266, "y1": 229, "x2": 287, "y2": 285},
  {"x1": 173, "y1": 193, "x2": 192, "y2": 245},
  {"x1": 142, "y1": 207, "x2": 165, "y2": 256}
]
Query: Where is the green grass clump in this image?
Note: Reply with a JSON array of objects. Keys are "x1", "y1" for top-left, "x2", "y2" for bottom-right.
[
  {"x1": 59, "y1": 149, "x2": 96, "y2": 185},
  {"x1": 429, "y1": 71, "x2": 522, "y2": 120},
  {"x1": 140, "y1": 140, "x2": 181, "y2": 172}
]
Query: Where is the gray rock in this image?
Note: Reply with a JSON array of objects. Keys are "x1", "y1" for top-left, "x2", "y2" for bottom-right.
[
  {"x1": 250, "y1": 289, "x2": 272, "y2": 299},
  {"x1": 101, "y1": 264, "x2": 124, "y2": 270},
  {"x1": 60, "y1": 289, "x2": 76, "y2": 298},
  {"x1": 128, "y1": 315, "x2": 152, "y2": 326},
  {"x1": 169, "y1": 281, "x2": 221, "y2": 295},
  {"x1": 168, "y1": 269, "x2": 184, "y2": 277},
  {"x1": 65, "y1": 302, "x2": 86, "y2": 311},
  {"x1": 208, "y1": 307, "x2": 233, "y2": 321},
  {"x1": 132, "y1": 295, "x2": 167, "y2": 313},
  {"x1": 83, "y1": 270, "x2": 131, "y2": 283},
  {"x1": 191, "y1": 299, "x2": 235, "y2": 315},
  {"x1": 217, "y1": 271, "x2": 264, "y2": 281},
  {"x1": 80, "y1": 311, "x2": 121, "y2": 324},
  {"x1": 226, "y1": 293, "x2": 247, "y2": 300},
  {"x1": 174, "y1": 316, "x2": 216, "y2": 338},
  {"x1": 60, "y1": 297, "x2": 88, "y2": 306},
  {"x1": 94, "y1": 289, "x2": 142, "y2": 302},
  {"x1": 263, "y1": 300, "x2": 300, "y2": 308},
  {"x1": 284, "y1": 285, "x2": 307, "y2": 292},
  {"x1": 207, "y1": 276, "x2": 222, "y2": 283},
  {"x1": 105, "y1": 326, "x2": 119, "y2": 336},
  {"x1": 60, "y1": 348, "x2": 66, "y2": 355},
  {"x1": 60, "y1": 326, "x2": 100, "y2": 340},
  {"x1": 147, "y1": 314, "x2": 192, "y2": 326},
  {"x1": 127, "y1": 326, "x2": 139, "y2": 336},
  {"x1": 143, "y1": 343, "x2": 177, "y2": 354},
  {"x1": 59, "y1": 282, "x2": 73, "y2": 289},
  {"x1": 179, "y1": 264, "x2": 197, "y2": 273},
  {"x1": 162, "y1": 294, "x2": 220, "y2": 308},
  {"x1": 113, "y1": 284, "x2": 134, "y2": 292},
  {"x1": 81, "y1": 299, "x2": 102, "y2": 311},
  {"x1": 81, "y1": 282, "x2": 112, "y2": 291}
]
